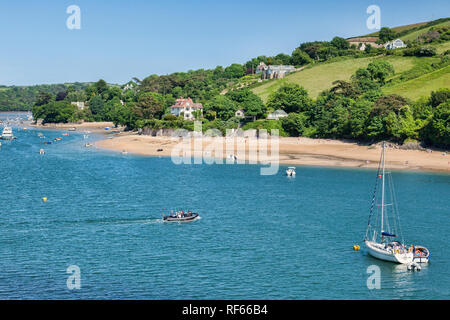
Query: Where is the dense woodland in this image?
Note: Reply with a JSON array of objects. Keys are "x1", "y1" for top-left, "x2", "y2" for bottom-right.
[{"x1": 3, "y1": 21, "x2": 449, "y2": 148}]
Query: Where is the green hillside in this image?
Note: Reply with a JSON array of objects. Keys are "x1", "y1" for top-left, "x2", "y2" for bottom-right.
[
  {"x1": 383, "y1": 64, "x2": 450, "y2": 100},
  {"x1": 400, "y1": 20, "x2": 450, "y2": 42},
  {"x1": 252, "y1": 56, "x2": 416, "y2": 102},
  {"x1": 252, "y1": 40, "x2": 449, "y2": 103}
]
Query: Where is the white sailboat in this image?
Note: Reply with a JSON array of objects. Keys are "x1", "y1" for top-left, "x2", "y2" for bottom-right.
[{"x1": 364, "y1": 142, "x2": 413, "y2": 264}]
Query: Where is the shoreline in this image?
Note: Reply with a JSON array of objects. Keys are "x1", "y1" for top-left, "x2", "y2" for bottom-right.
[
  {"x1": 96, "y1": 135, "x2": 450, "y2": 173},
  {"x1": 28, "y1": 122, "x2": 122, "y2": 134}
]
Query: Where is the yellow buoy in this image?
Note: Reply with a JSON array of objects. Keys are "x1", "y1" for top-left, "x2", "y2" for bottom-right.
[
  {"x1": 42, "y1": 197, "x2": 47, "y2": 202},
  {"x1": 353, "y1": 245, "x2": 360, "y2": 251}
]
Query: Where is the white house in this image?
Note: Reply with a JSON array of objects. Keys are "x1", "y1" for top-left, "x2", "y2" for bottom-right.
[
  {"x1": 256, "y1": 62, "x2": 296, "y2": 80},
  {"x1": 170, "y1": 97, "x2": 203, "y2": 120},
  {"x1": 267, "y1": 109, "x2": 288, "y2": 120},
  {"x1": 384, "y1": 39, "x2": 407, "y2": 50},
  {"x1": 235, "y1": 109, "x2": 245, "y2": 118},
  {"x1": 71, "y1": 101, "x2": 85, "y2": 110}
]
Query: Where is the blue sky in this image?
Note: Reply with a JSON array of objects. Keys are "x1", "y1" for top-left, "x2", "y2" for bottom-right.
[{"x1": 0, "y1": 0, "x2": 448, "y2": 85}]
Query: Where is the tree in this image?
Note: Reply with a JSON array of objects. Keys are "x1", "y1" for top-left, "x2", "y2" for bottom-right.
[
  {"x1": 226, "y1": 89, "x2": 266, "y2": 120},
  {"x1": 430, "y1": 88, "x2": 450, "y2": 108},
  {"x1": 134, "y1": 92, "x2": 165, "y2": 119},
  {"x1": 35, "y1": 101, "x2": 76, "y2": 124},
  {"x1": 290, "y1": 48, "x2": 313, "y2": 66},
  {"x1": 330, "y1": 37, "x2": 349, "y2": 50},
  {"x1": 372, "y1": 94, "x2": 409, "y2": 117},
  {"x1": 55, "y1": 91, "x2": 67, "y2": 101},
  {"x1": 35, "y1": 92, "x2": 53, "y2": 106},
  {"x1": 204, "y1": 95, "x2": 238, "y2": 120},
  {"x1": 88, "y1": 95, "x2": 105, "y2": 121},
  {"x1": 348, "y1": 100, "x2": 372, "y2": 138},
  {"x1": 267, "y1": 84, "x2": 311, "y2": 114},
  {"x1": 330, "y1": 80, "x2": 360, "y2": 98},
  {"x1": 223, "y1": 64, "x2": 245, "y2": 79},
  {"x1": 95, "y1": 79, "x2": 108, "y2": 94},
  {"x1": 367, "y1": 60, "x2": 395, "y2": 84},
  {"x1": 423, "y1": 100, "x2": 450, "y2": 147},
  {"x1": 281, "y1": 112, "x2": 308, "y2": 136},
  {"x1": 378, "y1": 27, "x2": 396, "y2": 43}
]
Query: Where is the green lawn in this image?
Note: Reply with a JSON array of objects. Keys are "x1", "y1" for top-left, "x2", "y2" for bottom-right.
[
  {"x1": 252, "y1": 56, "x2": 416, "y2": 102},
  {"x1": 383, "y1": 64, "x2": 450, "y2": 100}
]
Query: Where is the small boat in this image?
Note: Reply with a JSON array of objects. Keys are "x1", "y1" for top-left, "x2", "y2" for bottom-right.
[
  {"x1": 85, "y1": 143, "x2": 93, "y2": 148},
  {"x1": 54, "y1": 137, "x2": 62, "y2": 141},
  {"x1": 407, "y1": 262, "x2": 422, "y2": 271},
  {"x1": 63, "y1": 133, "x2": 69, "y2": 136},
  {"x1": 364, "y1": 142, "x2": 414, "y2": 264},
  {"x1": 39, "y1": 149, "x2": 45, "y2": 155},
  {"x1": 44, "y1": 141, "x2": 53, "y2": 145},
  {"x1": 163, "y1": 211, "x2": 199, "y2": 223},
  {"x1": 413, "y1": 246, "x2": 430, "y2": 263},
  {"x1": 286, "y1": 167, "x2": 296, "y2": 176},
  {"x1": 1, "y1": 127, "x2": 14, "y2": 140},
  {"x1": 68, "y1": 127, "x2": 76, "y2": 131}
]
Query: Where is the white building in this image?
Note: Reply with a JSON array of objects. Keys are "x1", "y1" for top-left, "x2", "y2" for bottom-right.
[
  {"x1": 71, "y1": 101, "x2": 85, "y2": 110},
  {"x1": 256, "y1": 62, "x2": 296, "y2": 80},
  {"x1": 170, "y1": 97, "x2": 203, "y2": 120},
  {"x1": 384, "y1": 39, "x2": 407, "y2": 50},
  {"x1": 267, "y1": 109, "x2": 288, "y2": 120},
  {"x1": 235, "y1": 109, "x2": 245, "y2": 118}
]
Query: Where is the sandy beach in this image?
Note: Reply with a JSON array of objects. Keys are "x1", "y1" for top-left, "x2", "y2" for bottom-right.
[{"x1": 96, "y1": 134, "x2": 450, "y2": 172}]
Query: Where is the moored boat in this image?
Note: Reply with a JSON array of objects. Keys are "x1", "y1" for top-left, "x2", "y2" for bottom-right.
[
  {"x1": 363, "y1": 142, "x2": 414, "y2": 264},
  {"x1": 1, "y1": 127, "x2": 14, "y2": 140},
  {"x1": 286, "y1": 167, "x2": 296, "y2": 176}
]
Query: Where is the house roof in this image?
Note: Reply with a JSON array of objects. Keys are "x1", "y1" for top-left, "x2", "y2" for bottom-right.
[{"x1": 170, "y1": 97, "x2": 203, "y2": 109}]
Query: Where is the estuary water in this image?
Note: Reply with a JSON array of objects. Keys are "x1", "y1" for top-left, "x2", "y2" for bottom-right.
[{"x1": 0, "y1": 113, "x2": 449, "y2": 299}]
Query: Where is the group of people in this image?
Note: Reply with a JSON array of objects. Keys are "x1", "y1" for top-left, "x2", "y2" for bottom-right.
[{"x1": 167, "y1": 210, "x2": 193, "y2": 218}]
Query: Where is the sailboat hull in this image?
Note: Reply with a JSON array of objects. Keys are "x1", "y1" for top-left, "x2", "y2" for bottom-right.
[{"x1": 365, "y1": 241, "x2": 413, "y2": 264}]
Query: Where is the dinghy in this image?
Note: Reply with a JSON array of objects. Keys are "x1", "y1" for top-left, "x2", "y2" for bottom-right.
[
  {"x1": 286, "y1": 167, "x2": 296, "y2": 176},
  {"x1": 413, "y1": 246, "x2": 430, "y2": 263},
  {"x1": 364, "y1": 142, "x2": 414, "y2": 264}
]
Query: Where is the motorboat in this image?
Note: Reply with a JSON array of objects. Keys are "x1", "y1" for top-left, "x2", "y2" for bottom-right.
[
  {"x1": 1, "y1": 127, "x2": 14, "y2": 140},
  {"x1": 163, "y1": 211, "x2": 199, "y2": 222},
  {"x1": 364, "y1": 142, "x2": 414, "y2": 264},
  {"x1": 413, "y1": 246, "x2": 430, "y2": 263},
  {"x1": 286, "y1": 167, "x2": 296, "y2": 176}
]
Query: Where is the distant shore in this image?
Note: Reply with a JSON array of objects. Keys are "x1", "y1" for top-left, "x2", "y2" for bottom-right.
[
  {"x1": 29, "y1": 121, "x2": 120, "y2": 134},
  {"x1": 96, "y1": 135, "x2": 450, "y2": 173}
]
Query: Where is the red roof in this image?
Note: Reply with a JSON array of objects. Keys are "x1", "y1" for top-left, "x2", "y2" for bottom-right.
[{"x1": 170, "y1": 97, "x2": 203, "y2": 109}]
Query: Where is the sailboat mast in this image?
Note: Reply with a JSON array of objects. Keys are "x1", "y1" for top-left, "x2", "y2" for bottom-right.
[{"x1": 381, "y1": 142, "x2": 386, "y2": 238}]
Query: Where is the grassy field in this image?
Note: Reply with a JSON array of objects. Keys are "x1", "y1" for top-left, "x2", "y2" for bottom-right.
[
  {"x1": 434, "y1": 41, "x2": 450, "y2": 54},
  {"x1": 400, "y1": 20, "x2": 450, "y2": 42},
  {"x1": 383, "y1": 64, "x2": 450, "y2": 100},
  {"x1": 252, "y1": 56, "x2": 416, "y2": 102}
]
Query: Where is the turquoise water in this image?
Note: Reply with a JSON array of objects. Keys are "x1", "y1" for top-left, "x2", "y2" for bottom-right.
[{"x1": 0, "y1": 113, "x2": 449, "y2": 299}]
